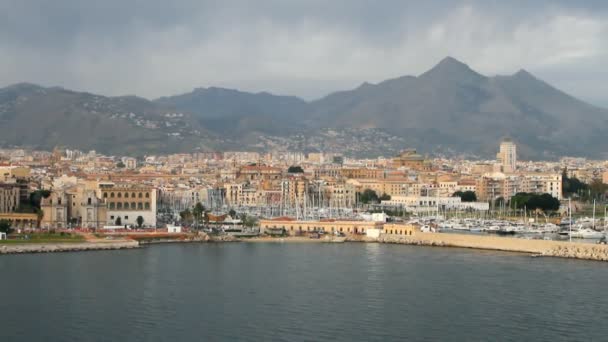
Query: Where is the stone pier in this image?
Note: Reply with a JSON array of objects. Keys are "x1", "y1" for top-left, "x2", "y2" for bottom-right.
[{"x1": 376, "y1": 232, "x2": 608, "y2": 262}]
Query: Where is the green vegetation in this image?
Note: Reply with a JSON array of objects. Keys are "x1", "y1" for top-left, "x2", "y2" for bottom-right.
[
  {"x1": 192, "y1": 202, "x2": 206, "y2": 225},
  {"x1": 240, "y1": 214, "x2": 259, "y2": 228},
  {"x1": 115, "y1": 217, "x2": 122, "y2": 226},
  {"x1": 17, "y1": 189, "x2": 50, "y2": 215},
  {"x1": 116, "y1": 161, "x2": 126, "y2": 168},
  {"x1": 136, "y1": 216, "x2": 144, "y2": 228},
  {"x1": 359, "y1": 189, "x2": 379, "y2": 204},
  {"x1": 0, "y1": 219, "x2": 12, "y2": 234},
  {"x1": 510, "y1": 193, "x2": 560, "y2": 212},
  {"x1": 228, "y1": 209, "x2": 237, "y2": 218},
  {"x1": 180, "y1": 208, "x2": 193, "y2": 225},
  {"x1": 562, "y1": 169, "x2": 608, "y2": 201},
  {"x1": 562, "y1": 169, "x2": 588, "y2": 197},
  {"x1": 453, "y1": 190, "x2": 477, "y2": 202},
  {"x1": 379, "y1": 193, "x2": 391, "y2": 201},
  {"x1": 0, "y1": 232, "x2": 85, "y2": 244},
  {"x1": 287, "y1": 165, "x2": 304, "y2": 173}
]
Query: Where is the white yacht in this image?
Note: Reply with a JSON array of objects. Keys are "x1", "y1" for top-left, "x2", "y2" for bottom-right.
[{"x1": 569, "y1": 228, "x2": 605, "y2": 239}]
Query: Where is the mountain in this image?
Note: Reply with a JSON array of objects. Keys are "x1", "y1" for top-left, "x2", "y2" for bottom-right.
[
  {"x1": 0, "y1": 83, "x2": 214, "y2": 155},
  {"x1": 309, "y1": 57, "x2": 608, "y2": 158},
  {"x1": 1, "y1": 57, "x2": 607, "y2": 158},
  {"x1": 155, "y1": 87, "x2": 309, "y2": 137}
]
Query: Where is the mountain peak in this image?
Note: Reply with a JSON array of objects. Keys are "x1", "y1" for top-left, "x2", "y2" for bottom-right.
[
  {"x1": 419, "y1": 56, "x2": 484, "y2": 82},
  {"x1": 513, "y1": 69, "x2": 535, "y2": 80},
  {"x1": 437, "y1": 56, "x2": 468, "y2": 68}
]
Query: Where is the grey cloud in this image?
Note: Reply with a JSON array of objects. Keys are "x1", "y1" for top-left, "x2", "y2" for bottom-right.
[{"x1": 0, "y1": 0, "x2": 607, "y2": 107}]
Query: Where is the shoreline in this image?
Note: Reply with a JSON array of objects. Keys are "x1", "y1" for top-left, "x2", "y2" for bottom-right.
[
  {"x1": 2, "y1": 233, "x2": 608, "y2": 262},
  {"x1": 0, "y1": 240, "x2": 139, "y2": 254}
]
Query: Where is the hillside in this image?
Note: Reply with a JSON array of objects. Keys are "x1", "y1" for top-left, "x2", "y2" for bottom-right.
[
  {"x1": 309, "y1": 57, "x2": 608, "y2": 158},
  {"x1": 0, "y1": 83, "x2": 214, "y2": 155},
  {"x1": 1, "y1": 57, "x2": 607, "y2": 158}
]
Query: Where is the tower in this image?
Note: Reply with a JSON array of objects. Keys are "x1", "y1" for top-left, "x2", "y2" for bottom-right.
[{"x1": 497, "y1": 139, "x2": 517, "y2": 173}]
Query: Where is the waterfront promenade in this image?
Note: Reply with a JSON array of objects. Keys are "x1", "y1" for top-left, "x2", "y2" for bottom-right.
[
  {"x1": 376, "y1": 232, "x2": 608, "y2": 261},
  {"x1": 3, "y1": 229, "x2": 608, "y2": 262}
]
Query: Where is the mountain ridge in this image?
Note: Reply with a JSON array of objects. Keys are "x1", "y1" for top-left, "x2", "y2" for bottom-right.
[{"x1": 1, "y1": 57, "x2": 607, "y2": 158}]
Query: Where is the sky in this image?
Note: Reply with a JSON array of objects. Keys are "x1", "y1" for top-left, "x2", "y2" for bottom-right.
[{"x1": 1, "y1": 0, "x2": 607, "y2": 107}]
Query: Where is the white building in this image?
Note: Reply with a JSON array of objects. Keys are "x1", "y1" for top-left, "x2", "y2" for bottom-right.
[{"x1": 382, "y1": 196, "x2": 489, "y2": 212}]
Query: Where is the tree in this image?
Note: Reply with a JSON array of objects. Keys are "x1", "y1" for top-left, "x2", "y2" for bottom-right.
[
  {"x1": 0, "y1": 219, "x2": 11, "y2": 234},
  {"x1": 510, "y1": 192, "x2": 560, "y2": 212},
  {"x1": 287, "y1": 165, "x2": 304, "y2": 173},
  {"x1": 453, "y1": 191, "x2": 477, "y2": 202},
  {"x1": 116, "y1": 161, "x2": 126, "y2": 168},
  {"x1": 136, "y1": 216, "x2": 144, "y2": 228},
  {"x1": 359, "y1": 189, "x2": 379, "y2": 204},
  {"x1": 562, "y1": 168, "x2": 588, "y2": 197},
  {"x1": 379, "y1": 193, "x2": 391, "y2": 201},
  {"x1": 180, "y1": 209, "x2": 193, "y2": 225},
  {"x1": 27, "y1": 190, "x2": 51, "y2": 211},
  {"x1": 228, "y1": 209, "x2": 237, "y2": 218},
  {"x1": 242, "y1": 215, "x2": 259, "y2": 228},
  {"x1": 192, "y1": 202, "x2": 205, "y2": 225},
  {"x1": 115, "y1": 217, "x2": 122, "y2": 226}
]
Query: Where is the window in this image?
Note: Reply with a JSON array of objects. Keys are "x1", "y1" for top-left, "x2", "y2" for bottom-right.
[
  {"x1": 109, "y1": 203, "x2": 115, "y2": 209},
  {"x1": 138, "y1": 193, "x2": 143, "y2": 198},
  {"x1": 117, "y1": 203, "x2": 122, "y2": 209},
  {"x1": 145, "y1": 192, "x2": 150, "y2": 198},
  {"x1": 124, "y1": 193, "x2": 129, "y2": 198},
  {"x1": 124, "y1": 202, "x2": 129, "y2": 210},
  {"x1": 125, "y1": 216, "x2": 129, "y2": 220},
  {"x1": 117, "y1": 193, "x2": 122, "y2": 198},
  {"x1": 138, "y1": 203, "x2": 143, "y2": 210},
  {"x1": 132, "y1": 193, "x2": 136, "y2": 198},
  {"x1": 131, "y1": 202, "x2": 136, "y2": 210},
  {"x1": 145, "y1": 203, "x2": 150, "y2": 210},
  {"x1": 110, "y1": 192, "x2": 115, "y2": 198},
  {"x1": 87, "y1": 198, "x2": 92, "y2": 205},
  {"x1": 110, "y1": 215, "x2": 114, "y2": 219},
  {"x1": 103, "y1": 193, "x2": 107, "y2": 198}
]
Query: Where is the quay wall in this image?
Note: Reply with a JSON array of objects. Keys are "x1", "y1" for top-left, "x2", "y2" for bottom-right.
[
  {"x1": 377, "y1": 233, "x2": 608, "y2": 262},
  {"x1": 0, "y1": 240, "x2": 140, "y2": 254}
]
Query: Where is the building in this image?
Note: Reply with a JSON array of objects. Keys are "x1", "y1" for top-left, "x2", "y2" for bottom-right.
[
  {"x1": 124, "y1": 157, "x2": 137, "y2": 170},
  {"x1": 497, "y1": 139, "x2": 517, "y2": 173},
  {"x1": 381, "y1": 196, "x2": 489, "y2": 212},
  {"x1": 260, "y1": 218, "x2": 383, "y2": 236},
  {"x1": 392, "y1": 149, "x2": 432, "y2": 171},
  {"x1": 41, "y1": 191, "x2": 69, "y2": 228},
  {"x1": 100, "y1": 183, "x2": 157, "y2": 228},
  {"x1": 0, "y1": 183, "x2": 20, "y2": 213}
]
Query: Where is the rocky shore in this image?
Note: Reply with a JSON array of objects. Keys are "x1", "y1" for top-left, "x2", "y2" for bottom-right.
[
  {"x1": 377, "y1": 233, "x2": 608, "y2": 262},
  {"x1": 0, "y1": 240, "x2": 140, "y2": 254}
]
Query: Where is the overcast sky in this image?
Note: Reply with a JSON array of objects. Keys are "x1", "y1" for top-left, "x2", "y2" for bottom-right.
[{"x1": 1, "y1": 0, "x2": 607, "y2": 107}]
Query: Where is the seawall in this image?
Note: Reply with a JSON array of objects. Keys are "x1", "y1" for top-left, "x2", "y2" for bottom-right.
[
  {"x1": 0, "y1": 240, "x2": 140, "y2": 254},
  {"x1": 377, "y1": 233, "x2": 608, "y2": 262}
]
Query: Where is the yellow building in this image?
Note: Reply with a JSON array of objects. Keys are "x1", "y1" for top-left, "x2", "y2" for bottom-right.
[
  {"x1": 392, "y1": 149, "x2": 432, "y2": 171},
  {"x1": 260, "y1": 218, "x2": 383, "y2": 236},
  {"x1": 383, "y1": 223, "x2": 418, "y2": 236},
  {"x1": 0, "y1": 165, "x2": 31, "y2": 181}
]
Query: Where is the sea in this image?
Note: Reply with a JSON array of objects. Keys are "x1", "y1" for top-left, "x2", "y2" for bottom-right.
[{"x1": 1, "y1": 243, "x2": 607, "y2": 341}]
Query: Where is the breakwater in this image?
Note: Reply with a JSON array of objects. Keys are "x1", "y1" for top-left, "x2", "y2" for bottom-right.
[
  {"x1": 0, "y1": 240, "x2": 140, "y2": 254},
  {"x1": 377, "y1": 232, "x2": 608, "y2": 261}
]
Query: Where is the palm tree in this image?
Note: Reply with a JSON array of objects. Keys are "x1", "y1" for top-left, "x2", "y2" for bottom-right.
[{"x1": 192, "y1": 202, "x2": 205, "y2": 227}]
